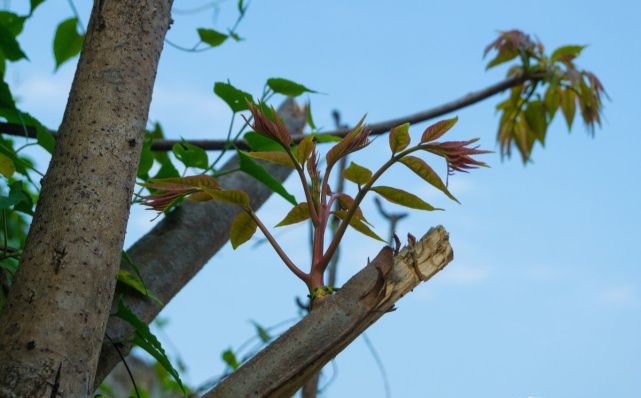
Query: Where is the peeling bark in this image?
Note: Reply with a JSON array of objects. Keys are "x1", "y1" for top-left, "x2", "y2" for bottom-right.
[
  {"x1": 204, "y1": 226, "x2": 453, "y2": 398},
  {"x1": 0, "y1": 1, "x2": 174, "y2": 396},
  {"x1": 93, "y1": 99, "x2": 306, "y2": 390}
]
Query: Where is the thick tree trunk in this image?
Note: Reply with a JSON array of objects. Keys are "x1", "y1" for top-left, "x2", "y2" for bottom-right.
[
  {"x1": 93, "y1": 99, "x2": 306, "y2": 390},
  {"x1": 0, "y1": 1, "x2": 173, "y2": 396},
  {"x1": 205, "y1": 226, "x2": 453, "y2": 398}
]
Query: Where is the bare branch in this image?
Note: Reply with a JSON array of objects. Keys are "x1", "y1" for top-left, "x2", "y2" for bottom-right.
[
  {"x1": 0, "y1": 74, "x2": 534, "y2": 151},
  {"x1": 203, "y1": 226, "x2": 453, "y2": 398}
]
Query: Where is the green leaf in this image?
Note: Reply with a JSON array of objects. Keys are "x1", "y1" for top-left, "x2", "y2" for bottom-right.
[
  {"x1": 523, "y1": 100, "x2": 547, "y2": 144},
  {"x1": 222, "y1": 349, "x2": 240, "y2": 370},
  {"x1": 335, "y1": 193, "x2": 369, "y2": 224},
  {"x1": 0, "y1": 12, "x2": 26, "y2": 36},
  {"x1": 343, "y1": 161, "x2": 372, "y2": 185},
  {"x1": 311, "y1": 133, "x2": 342, "y2": 143},
  {"x1": 485, "y1": 47, "x2": 518, "y2": 70},
  {"x1": 267, "y1": 78, "x2": 316, "y2": 97},
  {"x1": 0, "y1": 18, "x2": 27, "y2": 61},
  {"x1": 241, "y1": 150, "x2": 294, "y2": 167},
  {"x1": 197, "y1": 28, "x2": 228, "y2": 47},
  {"x1": 389, "y1": 122, "x2": 410, "y2": 153},
  {"x1": 237, "y1": 150, "x2": 297, "y2": 205},
  {"x1": 117, "y1": 270, "x2": 162, "y2": 304},
  {"x1": 252, "y1": 321, "x2": 271, "y2": 343},
  {"x1": 0, "y1": 183, "x2": 27, "y2": 210},
  {"x1": 214, "y1": 82, "x2": 253, "y2": 113},
  {"x1": 244, "y1": 132, "x2": 283, "y2": 152},
  {"x1": 550, "y1": 45, "x2": 585, "y2": 63},
  {"x1": 172, "y1": 141, "x2": 208, "y2": 169},
  {"x1": 560, "y1": 88, "x2": 576, "y2": 130},
  {"x1": 400, "y1": 156, "x2": 459, "y2": 203},
  {"x1": 230, "y1": 211, "x2": 257, "y2": 249},
  {"x1": 53, "y1": 18, "x2": 84, "y2": 70},
  {"x1": 120, "y1": 251, "x2": 161, "y2": 304},
  {"x1": 334, "y1": 210, "x2": 385, "y2": 242},
  {"x1": 544, "y1": 84, "x2": 561, "y2": 119},
  {"x1": 421, "y1": 117, "x2": 458, "y2": 143},
  {"x1": 0, "y1": 80, "x2": 15, "y2": 109},
  {"x1": 306, "y1": 102, "x2": 317, "y2": 130},
  {"x1": 202, "y1": 187, "x2": 250, "y2": 208},
  {"x1": 371, "y1": 186, "x2": 440, "y2": 211},
  {"x1": 137, "y1": 144, "x2": 153, "y2": 179},
  {"x1": 9, "y1": 182, "x2": 33, "y2": 214},
  {"x1": 295, "y1": 135, "x2": 315, "y2": 164},
  {"x1": 30, "y1": 0, "x2": 46, "y2": 14},
  {"x1": 36, "y1": 129, "x2": 56, "y2": 153},
  {"x1": 0, "y1": 152, "x2": 14, "y2": 178},
  {"x1": 114, "y1": 298, "x2": 186, "y2": 395},
  {"x1": 275, "y1": 202, "x2": 310, "y2": 227}
]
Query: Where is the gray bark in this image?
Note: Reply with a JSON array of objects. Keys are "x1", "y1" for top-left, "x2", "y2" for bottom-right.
[
  {"x1": 0, "y1": 1, "x2": 174, "y2": 396},
  {"x1": 93, "y1": 99, "x2": 307, "y2": 389},
  {"x1": 205, "y1": 226, "x2": 453, "y2": 398}
]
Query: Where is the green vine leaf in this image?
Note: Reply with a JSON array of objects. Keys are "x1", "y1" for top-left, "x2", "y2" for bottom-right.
[
  {"x1": 53, "y1": 18, "x2": 84, "y2": 70},
  {"x1": 113, "y1": 299, "x2": 187, "y2": 395},
  {"x1": 275, "y1": 202, "x2": 310, "y2": 227},
  {"x1": 198, "y1": 28, "x2": 228, "y2": 47},
  {"x1": 400, "y1": 156, "x2": 459, "y2": 203},
  {"x1": 230, "y1": 211, "x2": 257, "y2": 249},
  {"x1": 267, "y1": 78, "x2": 316, "y2": 97},
  {"x1": 214, "y1": 82, "x2": 253, "y2": 113},
  {"x1": 371, "y1": 186, "x2": 441, "y2": 211},
  {"x1": 173, "y1": 141, "x2": 208, "y2": 169}
]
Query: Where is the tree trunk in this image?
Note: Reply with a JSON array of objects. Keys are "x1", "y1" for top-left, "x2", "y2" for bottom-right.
[{"x1": 0, "y1": 1, "x2": 173, "y2": 396}]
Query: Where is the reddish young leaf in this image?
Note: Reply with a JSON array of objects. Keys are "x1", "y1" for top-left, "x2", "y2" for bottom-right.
[
  {"x1": 276, "y1": 202, "x2": 310, "y2": 227},
  {"x1": 230, "y1": 211, "x2": 257, "y2": 249},
  {"x1": 246, "y1": 102, "x2": 292, "y2": 147},
  {"x1": 334, "y1": 210, "x2": 385, "y2": 242},
  {"x1": 400, "y1": 156, "x2": 459, "y2": 203},
  {"x1": 420, "y1": 117, "x2": 458, "y2": 143},
  {"x1": 342, "y1": 162, "x2": 372, "y2": 185},
  {"x1": 325, "y1": 115, "x2": 370, "y2": 167},
  {"x1": 242, "y1": 150, "x2": 295, "y2": 167},
  {"x1": 371, "y1": 186, "x2": 441, "y2": 211},
  {"x1": 335, "y1": 193, "x2": 369, "y2": 224},
  {"x1": 295, "y1": 135, "x2": 315, "y2": 164},
  {"x1": 202, "y1": 187, "x2": 250, "y2": 208},
  {"x1": 140, "y1": 175, "x2": 219, "y2": 191},
  {"x1": 389, "y1": 122, "x2": 410, "y2": 154}
]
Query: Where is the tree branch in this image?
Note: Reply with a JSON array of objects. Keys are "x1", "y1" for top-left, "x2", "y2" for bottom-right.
[
  {"x1": 0, "y1": 74, "x2": 534, "y2": 151},
  {"x1": 203, "y1": 225, "x2": 453, "y2": 398},
  {"x1": 92, "y1": 99, "x2": 307, "y2": 390}
]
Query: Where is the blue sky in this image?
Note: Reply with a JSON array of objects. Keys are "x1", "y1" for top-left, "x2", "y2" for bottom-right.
[{"x1": 6, "y1": 0, "x2": 641, "y2": 397}]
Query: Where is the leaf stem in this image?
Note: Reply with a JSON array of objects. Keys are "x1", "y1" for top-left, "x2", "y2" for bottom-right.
[{"x1": 247, "y1": 210, "x2": 309, "y2": 283}]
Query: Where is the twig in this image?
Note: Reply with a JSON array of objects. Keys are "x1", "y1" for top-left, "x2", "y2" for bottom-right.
[{"x1": 0, "y1": 75, "x2": 536, "y2": 152}]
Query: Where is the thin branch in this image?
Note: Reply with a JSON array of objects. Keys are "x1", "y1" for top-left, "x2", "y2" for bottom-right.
[
  {"x1": 248, "y1": 209, "x2": 309, "y2": 283},
  {"x1": 104, "y1": 334, "x2": 141, "y2": 398},
  {"x1": 0, "y1": 75, "x2": 536, "y2": 152}
]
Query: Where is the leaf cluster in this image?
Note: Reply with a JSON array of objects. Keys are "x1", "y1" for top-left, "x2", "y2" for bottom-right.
[{"x1": 485, "y1": 30, "x2": 607, "y2": 162}]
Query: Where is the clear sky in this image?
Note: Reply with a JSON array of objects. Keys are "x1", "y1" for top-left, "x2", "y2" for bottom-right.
[{"x1": 6, "y1": 0, "x2": 641, "y2": 397}]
